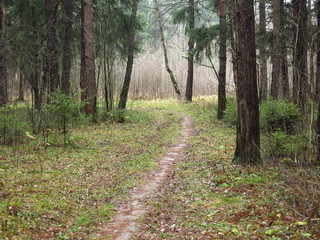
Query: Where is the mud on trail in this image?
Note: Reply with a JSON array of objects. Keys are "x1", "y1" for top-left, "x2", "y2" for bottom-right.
[{"x1": 96, "y1": 115, "x2": 195, "y2": 240}]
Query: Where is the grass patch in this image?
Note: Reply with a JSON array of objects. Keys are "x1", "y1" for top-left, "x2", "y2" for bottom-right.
[
  {"x1": 0, "y1": 104, "x2": 180, "y2": 239},
  {"x1": 135, "y1": 99, "x2": 320, "y2": 240}
]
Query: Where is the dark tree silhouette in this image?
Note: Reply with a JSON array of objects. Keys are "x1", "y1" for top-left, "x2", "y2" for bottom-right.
[
  {"x1": 259, "y1": 0, "x2": 268, "y2": 101},
  {"x1": 61, "y1": 0, "x2": 74, "y2": 95},
  {"x1": 292, "y1": 0, "x2": 309, "y2": 111},
  {"x1": 233, "y1": 0, "x2": 261, "y2": 165},
  {"x1": 0, "y1": 0, "x2": 7, "y2": 107},
  {"x1": 271, "y1": 0, "x2": 281, "y2": 99},
  {"x1": 217, "y1": 0, "x2": 227, "y2": 119},
  {"x1": 80, "y1": 0, "x2": 96, "y2": 116},
  {"x1": 44, "y1": 0, "x2": 59, "y2": 93},
  {"x1": 118, "y1": 0, "x2": 139, "y2": 109},
  {"x1": 185, "y1": 0, "x2": 195, "y2": 102}
]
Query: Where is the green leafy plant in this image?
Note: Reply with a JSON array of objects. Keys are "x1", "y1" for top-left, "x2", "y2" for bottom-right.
[
  {"x1": 260, "y1": 100, "x2": 300, "y2": 133},
  {"x1": 42, "y1": 89, "x2": 85, "y2": 145},
  {"x1": 262, "y1": 130, "x2": 295, "y2": 158},
  {"x1": 0, "y1": 104, "x2": 28, "y2": 145},
  {"x1": 223, "y1": 98, "x2": 237, "y2": 126}
]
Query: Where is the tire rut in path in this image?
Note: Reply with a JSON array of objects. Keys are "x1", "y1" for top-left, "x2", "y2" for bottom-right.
[{"x1": 97, "y1": 115, "x2": 195, "y2": 240}]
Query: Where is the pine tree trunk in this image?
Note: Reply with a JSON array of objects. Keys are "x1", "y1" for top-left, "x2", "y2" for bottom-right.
[
  {"x1": 271, "y1": 0, "x2": 281, "y2": 99},
  {"x1": 118, "y1": 0, "x2": 139, "y2": 109},
  {"x1": 280, "y1": 0, "x2": 290, "y2": 99},
  {"x1": 317, "y1": 103, "x2": 320, "y2": 164},
  {"x1": 292, "y1": 0, "x2": 309, "y2": 111},
  {"x1": 154, "y1": 0, "x2": 181, "y2": 98},
  {"x1": 61, "y1": 0, "x2": 74, "y2": 95},
  {"x1": 185, "y1": 0, "x2": 195, "y2": 102},
  {"x1": 227, "y1": 1, "x2": 238, "y2": 88},
  {"x1": 316, "y1": 0, "x2": 320, "y2": 164},
  {"x1": 44, "y1": 0, "x2": 59, "y2": 93},
  {"x1": 0, "y1": 1, "x2": 7, "y2": 107},
  {"x1": 30, "y1": 7, "x2": 42, "y2": 110},
  {"x1": 217, "y1": 0, "x2": 227, "y2": 119},
  {"x1": 17, "y1": 58, "x2": 24, "y2": 101},
  {"x1": 234, "y1": 0, "x2": 261, "y2": 165},
  {"x1": 80, "y1": 0, "x2": 97, "y2": 117},
  {"x1": 259, "y1": 0, "x2": 268, "y2": 101},
  {"x1": 33, "y1": 75, "x2": 41, "y2": 111},
  {"x1": 316, "y1": 0, "x2": 320, "y2": 99}
]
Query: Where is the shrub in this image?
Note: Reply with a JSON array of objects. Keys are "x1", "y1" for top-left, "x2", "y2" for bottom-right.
[
  {"x1": 223, "y1": 99, "x2": 300, "y2": 132},
  {"x1": 223, "y1": 98, "x2": 237, "y2": 126},
  {"x1": 262, "y1": 130, "x2": 295, "y2": 158},
  {"x1": 260, "y1": 100, "x2": 300, "y2": 133},
  {"x1": 0, "y1": 104, "x2": 29, "y2": 145},
  {"x1": 42, "y1": 90, "x2": 85, "y2": 145},
  {"x1": 223, "y1": 99, "x2": 301, "y2": 160}
]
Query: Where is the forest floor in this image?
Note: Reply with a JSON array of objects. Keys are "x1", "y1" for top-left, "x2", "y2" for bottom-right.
[{"x1": 0, "y1": 98, "x2": 320, "y2": 239}]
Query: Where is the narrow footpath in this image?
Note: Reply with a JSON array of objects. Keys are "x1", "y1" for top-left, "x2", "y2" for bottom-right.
[{"x1": 97, "y1": 114, "x2": 195, "y2": 239}]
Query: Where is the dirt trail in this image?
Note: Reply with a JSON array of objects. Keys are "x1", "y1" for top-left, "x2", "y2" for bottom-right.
[{"x1": 97, "y1": 115, "x2": 195, "y2": 240}]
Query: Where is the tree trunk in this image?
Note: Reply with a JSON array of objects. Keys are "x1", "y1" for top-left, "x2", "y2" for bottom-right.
[
  {"x1": 317, "y1": 103, "x2": 320, "y2": 164},
  {"x1": 227, "y1": 1, "x2": 238, "y2": 88},
  {"x1": 185, "y1": 0, "x2": 195, "y2": 102},
  {"x1": 316, "y1": 0, "x2": 320, "y2": 99},
  {"x1": 103, "y1": 45, "x2": 110, "y2": 111},
  {"x1": 80, "y1": 0, "x2": 97, "y2": 117},
  {"x1": 44, "y1": 0, "x2": 59, "y2": 93},
  {"x1": 33, "y1": 73, "x2": 41, "y2": 111},
  {"x1": 118, "y1": 0, "x2": 139, "y2": 109},
  {"x1": 316, "y1": 0, "x2": 320, "y2": 164},
  {"x1": 0, "y1": 0, "x2": 7, "y2": 107},
  {"x1": 280, "y1": 0, "x2": 290, "y2": 99},
  {"x1": 234, "y1": 0, "x2": 261, "y2": 165},
  {"x1": 217, "y1": 0, "x2": 227, "y2": 119},
  {"x1": 271, "y1": 0, "x2": 281, "y2": 99},
  {"x1": 17, "y1": 58, "x2": 24, "y2": 101},
  {"x1": 154, "y1": 0, "x2": 181, "y2": 98},
  {"x1": 29, "y1": 7, "x2": 42, "y2": 110},
  {"x1": 292, "y1": 0, "x2": 309, "y2": 111},
  {"x1": 61, "y1": 0, "x2": 74, "y2": 95},
  {"x1": 259, "y1": 0, "x2": 268, "y2": 101}
]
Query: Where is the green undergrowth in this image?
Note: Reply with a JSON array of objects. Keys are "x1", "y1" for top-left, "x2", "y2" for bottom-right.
[
  {"x1": 0, "y1": 106, "x2": 180, "y2": 239},
  {"x1": 135, "y1": 99, "x2": 320, "y2": 240},
  {"x1": 1, "y1": 97, "x2": 319, "y2": 239}
]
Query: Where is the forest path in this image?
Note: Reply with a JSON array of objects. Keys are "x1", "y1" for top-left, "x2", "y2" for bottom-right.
[{"x1": 97, "y1": 114, "x2": 195, "y2": 240}]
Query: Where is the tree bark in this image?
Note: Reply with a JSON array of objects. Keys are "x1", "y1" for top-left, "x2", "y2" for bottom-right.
[
  {"x1": 80, "y1": 0, "x2": 96, "y2": 117},
  {"x1": 0, "y1": 0, "x2": 7, "y2": 107},
  {"x1": 259, "y1": 0, "x2": 268, "y2": 101},
  {"x1": 217, "y1": 0, "x2": 227, "y2": 119},
  {"x1": 17, "y1": 58, "x2": 24, "y2": 101},
  {"x1": 185, "y1": 0, "x2": 195, "y2": 102},
  {"x1": 29, "y1": 7, "x2": 42, "y2": 110},
  {"x1": 234, "y1": 0, "x2": 261, "y2": 165},
  {"x1": 316, "y1": 0, "x2": 320, "y2": 164},
  {"x1": 317, "y1": 103, "x2": 320, "y2": 164},
  {"x1": 280, "y1": 0, "x2": 290, "y2": 99},
  {"x1": 316, "y1": 0, "x2": 320, "y2": 99},
  {"x1": 154, "y1": 0, "x2": 181, "y2": 98},
  {"x1": 118, "y1": 0, "x2": 139, "y2": 109},
  {"x1": 227, "y1": 1, "x2": 238, "y2": 88},
  {"x1": 271, "y1": 0, "x2": 281, "y2": 99},
  {"x1": 61, "y1": 0, "x2": 74, "y2": 95},
  {"x1": 44, "y1": 0, "x2": 59, "y2": 93},
  {"x1": 292, "y1": 0, "x2": 309, "y2": 111}
]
